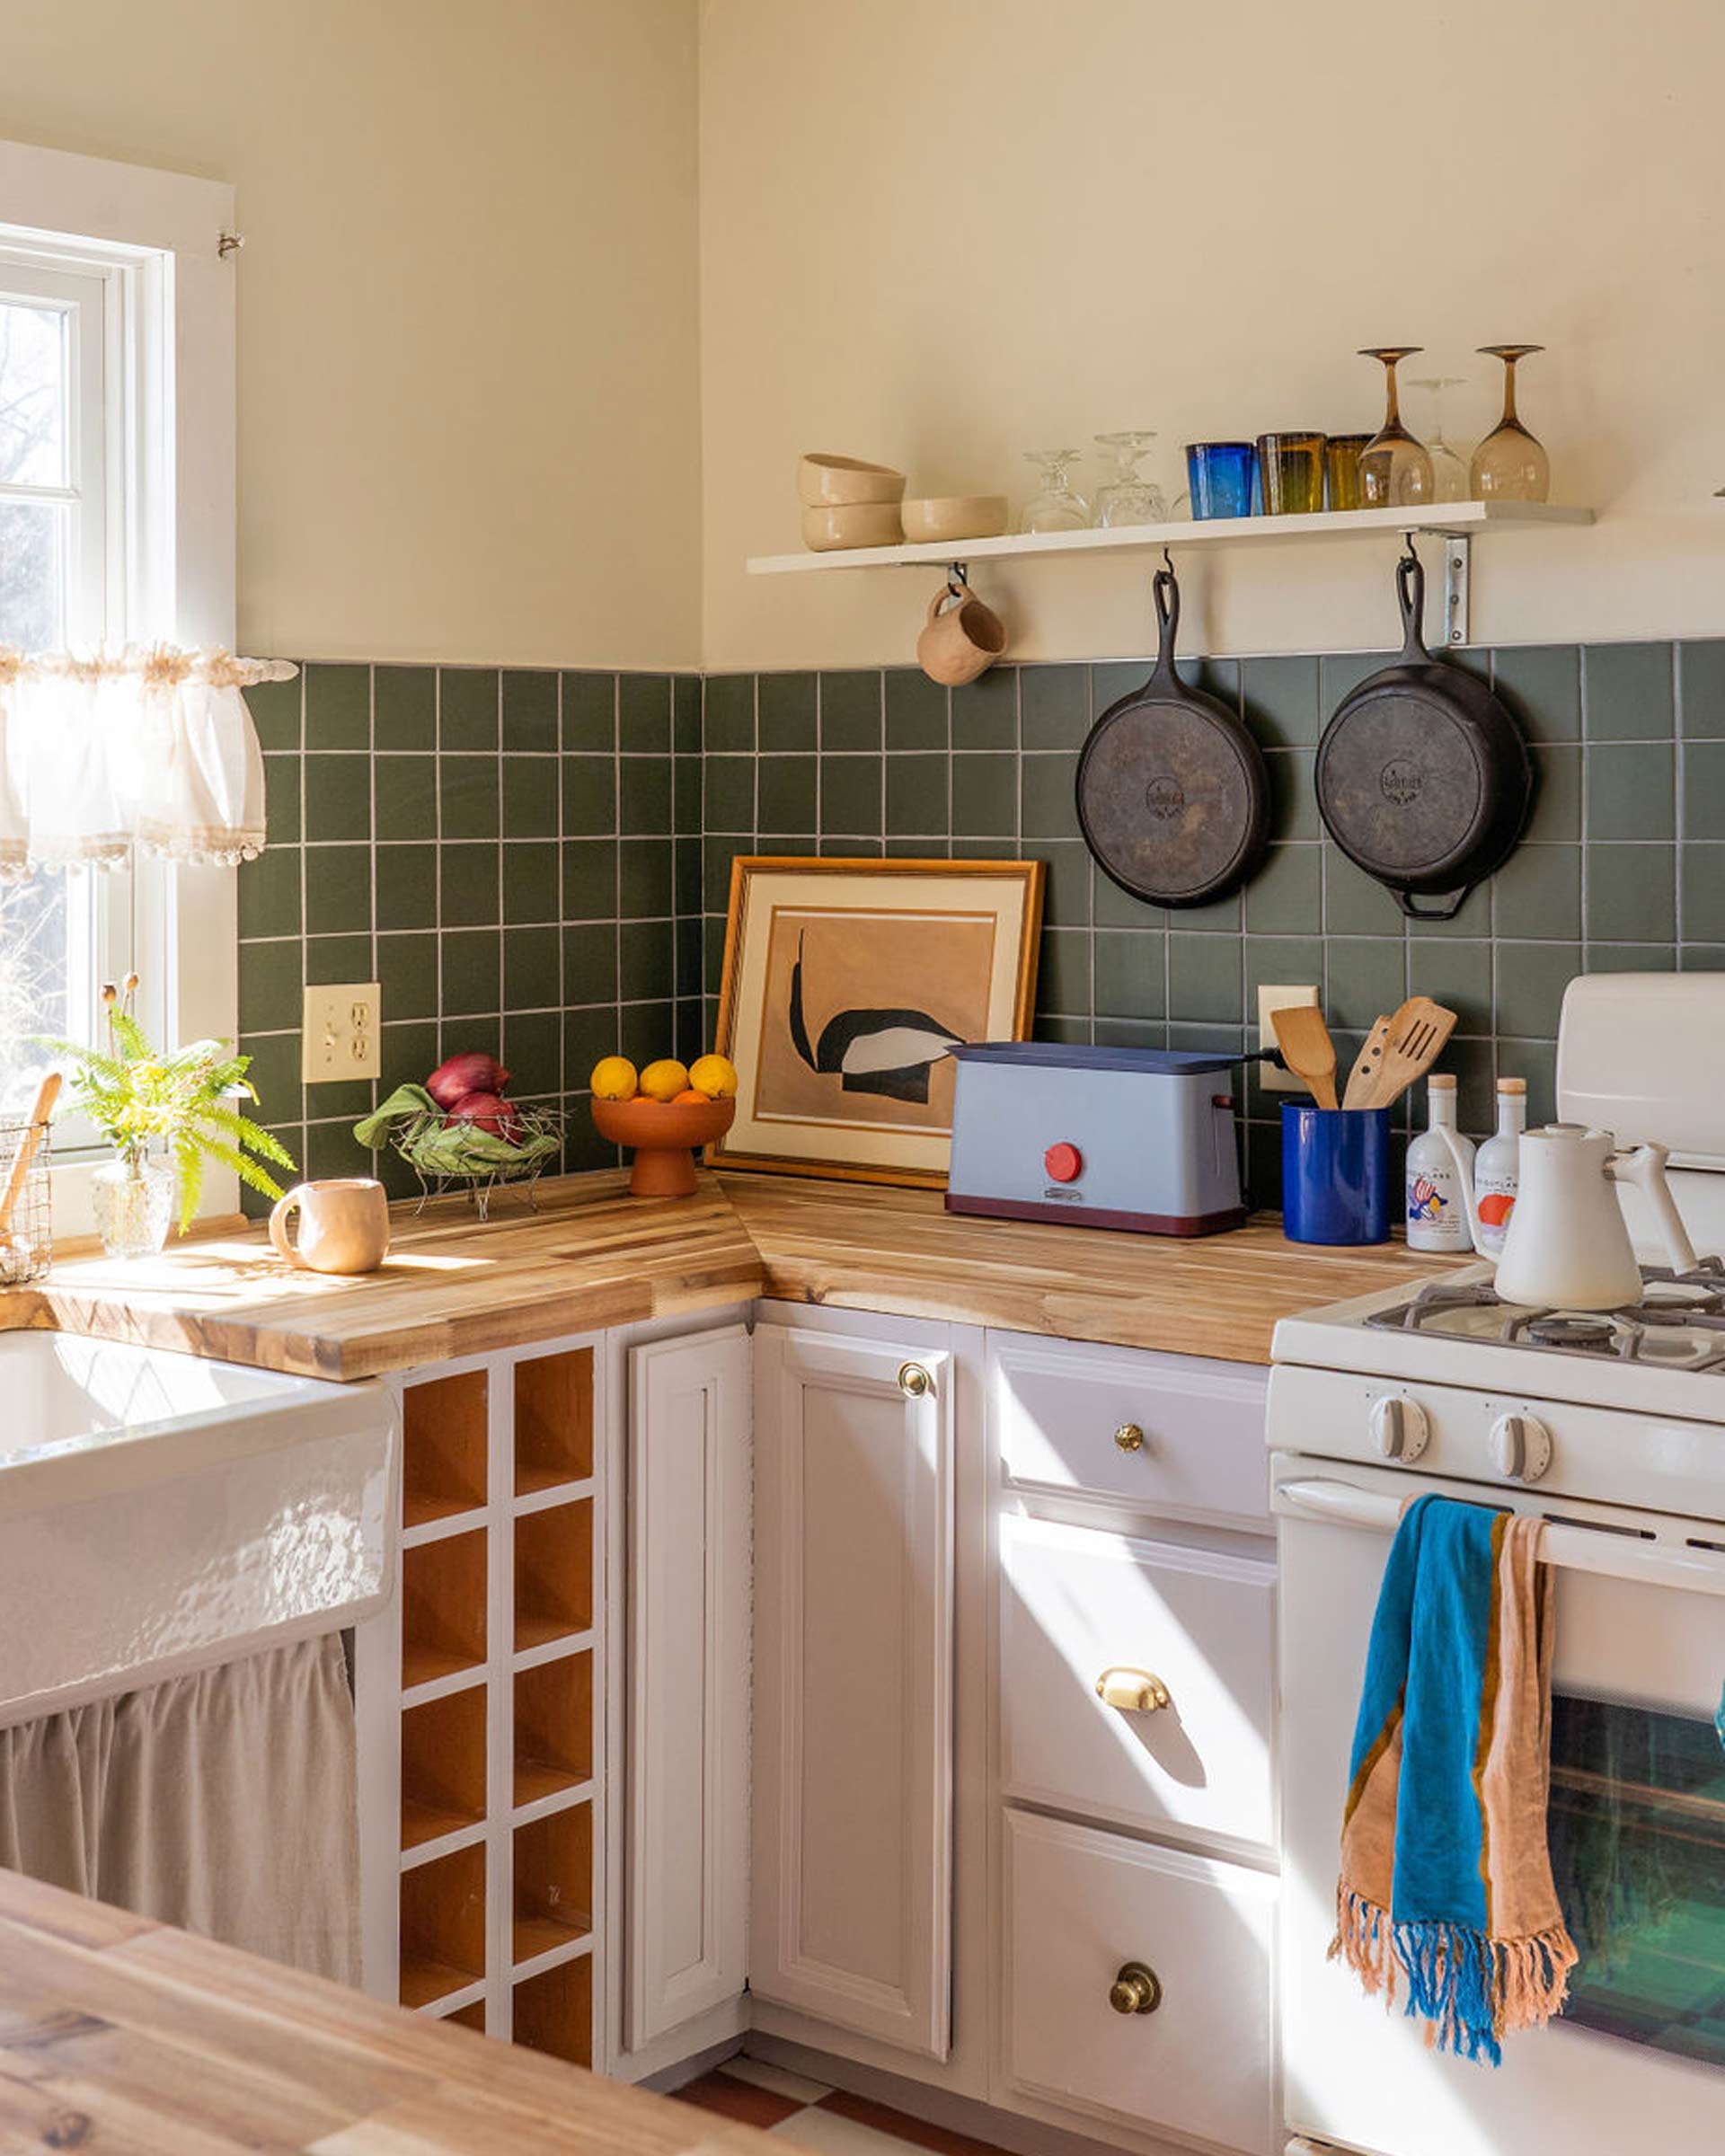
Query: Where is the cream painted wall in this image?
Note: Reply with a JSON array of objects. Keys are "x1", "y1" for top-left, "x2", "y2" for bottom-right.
[
  {"x1": 1, "y1": 0, "x2": 702, "y2": 668},
  {"x1": 698, "y1": 0, "x2": 1725, "y2": 669}
]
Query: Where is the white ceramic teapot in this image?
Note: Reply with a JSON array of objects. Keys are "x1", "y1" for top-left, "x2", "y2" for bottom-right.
[{"x1": 1438, "y1": 1121, "x2": 1695, "y2": 1309}]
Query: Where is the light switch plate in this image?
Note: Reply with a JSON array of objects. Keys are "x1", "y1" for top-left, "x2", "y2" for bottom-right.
[
  {"x1": 303, "y1": 982, "x2": 382, "y2": 1083},
  {"x1": 1258, "y1": 983, "x2": 1321, "y2": 1091}
]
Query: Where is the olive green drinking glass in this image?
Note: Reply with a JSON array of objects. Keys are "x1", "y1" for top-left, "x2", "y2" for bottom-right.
[
  {"x1": 1324, "y1": 434, "x2": 1373, "y2": 511},
  {"x1": 1257, "y1": 433, "x2": 1327, "y2": 516}
]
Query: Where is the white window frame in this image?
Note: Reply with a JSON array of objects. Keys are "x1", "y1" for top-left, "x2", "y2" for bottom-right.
[{"x1": 0, "y1": 138, "x2": 237, "y2": 1233}]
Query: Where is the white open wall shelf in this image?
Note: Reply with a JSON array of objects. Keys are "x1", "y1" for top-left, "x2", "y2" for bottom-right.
[{"x1": 746, "y1": 499, "x2": 1594, "y2": 645}]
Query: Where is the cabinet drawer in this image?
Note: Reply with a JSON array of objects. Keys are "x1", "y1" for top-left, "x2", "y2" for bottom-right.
[
  {"x1": 1004, "y1": 1809, "x2": 1276, "y2": 2155},
  {"x1": 990, "y1": 1332, "x2": 1268, "y2": 1525},
  {"x1": 1001, "y1": 1515, "x2": 1274, "y2": 1852}
]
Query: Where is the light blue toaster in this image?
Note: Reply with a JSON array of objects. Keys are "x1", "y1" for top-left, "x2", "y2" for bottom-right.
[{"x1": 944, "y1": 1042, "x2": 1247, "y2": 1236}]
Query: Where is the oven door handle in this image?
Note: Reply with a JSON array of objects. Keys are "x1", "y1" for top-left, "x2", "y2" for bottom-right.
[{"x1": 1276, "y1": 1477, "x2": 1725, "y2": 1597}]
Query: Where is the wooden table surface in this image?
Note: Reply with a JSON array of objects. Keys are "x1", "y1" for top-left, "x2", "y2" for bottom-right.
[
  {"x1": 0, "y1": 1169, "x2": 1458, "y2": 1381},
  {"x1": 0, "y1": 1869, "x2": 766, "y2": 2153}
]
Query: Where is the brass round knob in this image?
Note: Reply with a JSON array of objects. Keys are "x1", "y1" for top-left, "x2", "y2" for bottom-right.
[
  {"x1": 1109, "y1": 1960, "x2": 1162, "y2": 2016},
  {"x1": 898, "y1": 1361, "x2": 933, "y2": 1399},
  {"x1": 1114, "y1": 1422, "x2": 1145, "y2": 1453}
]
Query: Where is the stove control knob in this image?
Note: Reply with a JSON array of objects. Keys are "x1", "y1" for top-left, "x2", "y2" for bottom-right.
[
  {"x1": 1370, "y1": 1395, "x2": 1429, "y2": 1462},
  {"x1": 1491, "y1": 1412, "x2": 1552, "y2": 1483},
  {"x1": 1044, "y1": 1141, "x2": 1083, "y2": 1184}
]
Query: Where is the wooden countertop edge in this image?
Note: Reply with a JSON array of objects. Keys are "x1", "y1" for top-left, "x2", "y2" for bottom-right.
[{"x1": 0, "y1": 1168, "x2": 1456, "y2": 1379}]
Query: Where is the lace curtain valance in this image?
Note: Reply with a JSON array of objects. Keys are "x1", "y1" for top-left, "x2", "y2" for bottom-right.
[{"x1": 0, "y1": 647, "x2": 291, "y2": 879}]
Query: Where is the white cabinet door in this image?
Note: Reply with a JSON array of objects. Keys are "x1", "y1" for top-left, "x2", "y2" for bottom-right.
[
  {"x1": 625, "y1": 1325, "x2": 752, "y2": 2049},
  {"x1": 751, "y1": 1324, "x2": 955, "y2": 2059}
]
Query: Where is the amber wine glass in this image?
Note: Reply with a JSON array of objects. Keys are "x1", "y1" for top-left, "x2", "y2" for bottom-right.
[
  {"x1": 1471, "y1": 344, "x2": 1550, "y2": 501},
  {"x1": 1357, "y1": 348, "x2": 1433, "y2": 508}
]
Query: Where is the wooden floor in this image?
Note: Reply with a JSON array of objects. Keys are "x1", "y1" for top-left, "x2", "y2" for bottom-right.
[{"x1": 673, "y1": 2062, "x2": 1016, "y2": 2156}]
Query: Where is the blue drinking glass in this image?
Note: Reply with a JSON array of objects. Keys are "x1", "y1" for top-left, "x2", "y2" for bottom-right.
[{"x1": 1185, "y1": 442, "x2": 1257, "y2": 521}]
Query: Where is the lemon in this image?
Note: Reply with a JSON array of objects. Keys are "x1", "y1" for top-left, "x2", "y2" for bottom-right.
[
  {"x1": 689, "y1": 1053, "x2": 739, "y2": 1100},
  {"x1": 639, "y1": 1057, "x2": 690, "y2": 1103},
  {"x1": 588, "y1": 1055, "x2": 639, "y2": 1102}
]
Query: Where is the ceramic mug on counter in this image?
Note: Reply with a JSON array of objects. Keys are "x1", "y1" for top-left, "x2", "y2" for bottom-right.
[
  {"x1": 270, "y1": 1177, "x2": 391, "y2": 1275},
  {"x1": 916, "y1": 579, "x2": 1006, "y2": 686}
]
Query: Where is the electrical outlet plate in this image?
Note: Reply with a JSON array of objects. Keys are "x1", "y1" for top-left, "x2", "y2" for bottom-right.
[
  {"x1": 303, "y1": 982, "x2": 381, "y2": 1083},
  {"x1": 1258, "y1": 984, "x2": 1321, "y2": 1091}
]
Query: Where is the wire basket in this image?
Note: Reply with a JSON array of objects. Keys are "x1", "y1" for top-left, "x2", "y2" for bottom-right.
[{"x1": 0, "y1": 1118, "x2": 52, "y2": 1286}]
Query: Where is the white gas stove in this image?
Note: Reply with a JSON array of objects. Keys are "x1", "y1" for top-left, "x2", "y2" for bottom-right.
[{"x1": 1269, "y1": 973, "x2": 1725, "y2": 2156}]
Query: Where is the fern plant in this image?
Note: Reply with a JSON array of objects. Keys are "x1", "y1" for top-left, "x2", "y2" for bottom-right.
[{"x1": 53, "y1": 977, "x2": 296, "y2": 1232}]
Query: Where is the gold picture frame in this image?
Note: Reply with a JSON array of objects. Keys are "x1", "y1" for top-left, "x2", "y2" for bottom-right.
[{"x1": 711, "y1": 855, "x2": 1044, "y2": 1188}]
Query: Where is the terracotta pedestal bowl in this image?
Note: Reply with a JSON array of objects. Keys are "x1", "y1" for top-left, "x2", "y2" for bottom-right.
[{"x1": 590, "y1": 1095, "x2": 736, "y2": 1198}]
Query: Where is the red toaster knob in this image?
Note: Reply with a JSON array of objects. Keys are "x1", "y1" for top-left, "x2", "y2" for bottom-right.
[{"x1": 1044, "y1": 1141, "x2": 1083, "y2": 1183}]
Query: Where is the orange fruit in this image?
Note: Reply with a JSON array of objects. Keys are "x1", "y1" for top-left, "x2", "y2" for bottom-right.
[{"x1": 672, "y1": 1087, "x2": 708, "y2": 1105}]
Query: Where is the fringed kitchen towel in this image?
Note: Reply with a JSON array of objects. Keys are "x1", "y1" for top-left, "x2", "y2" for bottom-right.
[{"x1": 1332, "y1": 1492, "x2": 1578, "y2": 2064}]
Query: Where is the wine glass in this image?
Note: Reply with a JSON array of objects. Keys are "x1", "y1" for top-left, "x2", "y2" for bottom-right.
[
  {"x1": 1356, "y1": 348, "x2": 1433, "y2": 508},
  {"x1": 1471, "y1": 345, "x2": 1550, "y2": 501},
  {"x1": 1021, "y1": 449, "x2": 1090, "y2": 533},
  {"x1": 1406, "y1": 376, "x2": 1471, "y2": 502},
  {"x1": 1092, "y1": 431, "x2": 1168, "y2": 528}
]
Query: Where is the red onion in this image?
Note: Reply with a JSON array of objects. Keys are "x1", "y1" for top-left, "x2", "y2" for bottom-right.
[
  {"x1": 427, "y1": 1051, "x2": 510, "y2": 1109},
  {"x1": 445, "y1": 1090, "x2": 521, "y2": 1141}
]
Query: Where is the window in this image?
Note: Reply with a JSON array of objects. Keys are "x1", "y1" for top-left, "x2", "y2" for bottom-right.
[{"x1": 0, "y1": 139, "x2": 236, "y2": 1225}]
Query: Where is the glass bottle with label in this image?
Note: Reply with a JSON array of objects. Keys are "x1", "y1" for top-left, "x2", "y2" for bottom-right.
[
  {"x1": 1406, "y1": 1073, "x2": 1473, "y2": 1252},
  {"x1": 1474, "y1": 1075, "x2": 1526, "y2": 1256}
]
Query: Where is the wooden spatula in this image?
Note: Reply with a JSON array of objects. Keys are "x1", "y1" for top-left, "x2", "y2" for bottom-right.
[
  {"x1": 1271, "y1": 1004, "x2": 1338, "y2": 1110},
  {"x1": 1357, "y1": 998, "x2": 1457, "y2": 1109},
  {"x1": 1341, "y1": 1015, "x2": 1394, "y2": 1109}
]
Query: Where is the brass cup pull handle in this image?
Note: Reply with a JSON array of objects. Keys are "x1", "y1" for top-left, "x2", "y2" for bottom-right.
[
  {"x1": 1114, "y1": 1422, "x2": 1146, "y2": 1453},
  {"x1": 898, "y1": 1361, "x2": 933, "y2": 1399},
  {"x1": 1096, "y1": 1666, "x2": 1171, "y2": 1714},
  {"x1": 1109, "y1": 1960, "x2": 1162, "y2": 2016}
]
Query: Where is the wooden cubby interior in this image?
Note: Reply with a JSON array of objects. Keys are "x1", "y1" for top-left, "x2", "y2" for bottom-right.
[
  {"x1": 401, "y1": 1684, "x2": 488, "y2": 1849},
  {"x1": 515, "y1": 1348, "x2": 595, "y2": 1495},
  {"x1": 515, "y1": 1498, "x2": 593, "y2": 1651},
  {"x1": 402, "y1": 1370, "x2": 489, "y2": 1528},
  {"x1": 402, "y1": 1529, "x2": 487, "y2": 1690},
  {"x1": 512, "y1": 1954, "x2": 593, "y2": 2068},
  {"x1": 399, "y1": 1842, "x2": 486, "y2": 2010},
  {"x1": 443, "y1": 2000, "x2": 487, "y2": 2034},
  {"x1": 512, "y1": 1800, "x2": 594, "y2": 1963},
  {"x1": 515, "y1": 1649, "x2": 594, "y2": 1807}
]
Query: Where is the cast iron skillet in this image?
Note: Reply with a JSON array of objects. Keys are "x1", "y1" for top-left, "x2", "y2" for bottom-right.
[
  {"x1": 1315, "y1": 546, "x2": 1532, "y2": 920},
  {"x1": 1076, "y1": 562, "x2": 1269, "y2": 909}
]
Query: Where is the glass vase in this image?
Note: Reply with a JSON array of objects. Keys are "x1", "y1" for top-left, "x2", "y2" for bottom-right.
[{"x1": 92, "y1": 1156, "x2": 177, "y2": 1259}]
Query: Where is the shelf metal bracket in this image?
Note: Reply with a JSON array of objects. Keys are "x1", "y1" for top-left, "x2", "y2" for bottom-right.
[{"x1": 1439, "y1": 533, "x2": 1471, "y2": 646}]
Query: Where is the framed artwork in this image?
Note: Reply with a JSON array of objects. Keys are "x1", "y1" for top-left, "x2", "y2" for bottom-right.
[{"x1": 711, "y1": 855, "x2": 1044, "y2": 1187}]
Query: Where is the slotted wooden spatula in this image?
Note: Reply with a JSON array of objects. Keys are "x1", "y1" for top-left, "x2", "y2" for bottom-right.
[
  {"x1": 1355, "y1": 998, "x2": 1457, "y2": 1109},
  {"x1": 1271, "y1": 1004, "x2": 1338, "y2": 1110}
]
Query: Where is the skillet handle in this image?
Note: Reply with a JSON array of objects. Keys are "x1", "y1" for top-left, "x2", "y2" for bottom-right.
[
  {"x1": 1151, "y1": 563, "x2": 1181, "y2": 674},
  {"x1": 1395, "y1": 548, "x2": 1429, "y2": 660},
  {"x1": 1395, "y1": 882, "x2": 1473, "y2": 922}
]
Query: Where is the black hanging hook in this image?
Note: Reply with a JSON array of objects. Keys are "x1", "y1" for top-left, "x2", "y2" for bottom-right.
[{"x1": 1399, "y1": 532, "x2": 1420, "y2": 569}]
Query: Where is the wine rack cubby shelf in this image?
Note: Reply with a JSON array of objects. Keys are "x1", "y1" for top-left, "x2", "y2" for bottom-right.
[{"x1": 388, "y1": 1336, "x2": 603, "y2": 2058}]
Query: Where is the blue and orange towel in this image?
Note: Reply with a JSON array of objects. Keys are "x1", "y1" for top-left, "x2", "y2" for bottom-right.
[{"x1": 1332, "y1": 1493, "x2": 1579, "y2": 2064}]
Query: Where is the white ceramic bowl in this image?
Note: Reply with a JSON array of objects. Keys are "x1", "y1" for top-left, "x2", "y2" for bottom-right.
[
  {"x1": 801, "y1": 502, "x2": 904, "y2": 552},
  {"x1": 798, "y1": 453, "x2": 907, "y2": 508},
  {"x1": 899, "y1": 495, "x2": 1010, "y2": 544}
]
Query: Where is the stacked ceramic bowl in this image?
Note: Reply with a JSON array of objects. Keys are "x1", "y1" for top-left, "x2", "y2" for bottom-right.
[{"x1": 799, "y1": 455, "x2": 907, "y2": 551}]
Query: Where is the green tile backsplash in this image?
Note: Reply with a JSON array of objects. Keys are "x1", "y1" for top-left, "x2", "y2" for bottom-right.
[{"x1": 239, "y1": 638, "x2": 1723, "y2": 1218}]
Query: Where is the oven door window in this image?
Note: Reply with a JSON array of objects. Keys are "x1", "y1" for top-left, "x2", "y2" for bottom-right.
[{"x1": 1550, "y1": 1693, "x2": 1725, "y2": 2064}]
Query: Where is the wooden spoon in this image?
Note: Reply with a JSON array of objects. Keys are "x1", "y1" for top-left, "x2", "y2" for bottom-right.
[
  {"x1": 1341, "y1": 1015, "x2": 1394, "y2": 1109},
  {"x1": 1271, "y1": 1005, "x2": 1338, "y2": 1110},
  {"x1": 1357, "y1": 999, "x2": 1458, "y2": 1110},
  {"x1": 0, "y1": 1071, "x2": 61, "y2": 1241}
]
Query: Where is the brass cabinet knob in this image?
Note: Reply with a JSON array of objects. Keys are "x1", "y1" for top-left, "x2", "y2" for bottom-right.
[
  {"x1": 1109, "y1": 1960, "x2": 1163, "y2": 2016},
  {"x1": 897, "y1": 1361, "x2": 933, "y2": 1399},
  {"x1": 1096, "y1": 1666, "x2": 1171, "y2": 1713},
  {"x1": 1114, "y1": 1422, "x2": 1146, "y2": 1453}
]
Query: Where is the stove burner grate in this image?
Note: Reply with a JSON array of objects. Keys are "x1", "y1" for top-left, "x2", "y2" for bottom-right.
[
  {"x1": 1364, "y1": 1262, "x2": 1725, "y2": 1371},
  {"x1": 1523, "y1": 1314, "x2": 1618, "y2": 1352}
]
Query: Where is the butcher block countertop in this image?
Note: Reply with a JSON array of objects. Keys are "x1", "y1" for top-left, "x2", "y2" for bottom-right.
[
  {"x1": 0, "y1": 1869, "x2": 767, "y2": 2154},
  {"x1": 0, "y1": 1170, "x2": 1455, "y2": 1380}
]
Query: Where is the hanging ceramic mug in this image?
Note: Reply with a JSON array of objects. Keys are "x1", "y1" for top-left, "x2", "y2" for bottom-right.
[
  {"x1": 916, "y1": 579, "x2": 1006, "y2": 686},
  {"x1": 270, "y1": 1177, "x2": 391, "y2": 1275}
]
